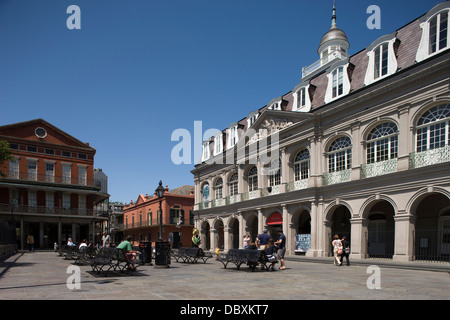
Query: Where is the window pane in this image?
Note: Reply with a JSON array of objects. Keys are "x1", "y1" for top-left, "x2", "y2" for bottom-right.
[
  {"x1": 381, "y1": 44, "x2": 389, "y2": 76},
  {"x1": 439, "y1": 12, "x2": 448, "y2": 50},
  {"x1": 429, "y1": 15, "x2": 438, "y2": 54}
]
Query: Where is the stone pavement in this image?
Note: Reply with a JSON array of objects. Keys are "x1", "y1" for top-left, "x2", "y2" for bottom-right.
[{"x1": 0, "y1": 251, "x2": 449, "y2": 301}]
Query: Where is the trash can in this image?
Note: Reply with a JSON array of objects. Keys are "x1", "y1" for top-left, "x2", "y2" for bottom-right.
[
  {"x1": 155, "y1": 241, "x2": 171, "y2": 267},
  {"x1": 139, "y1": 241, "x2": 152, "y2": 265}
]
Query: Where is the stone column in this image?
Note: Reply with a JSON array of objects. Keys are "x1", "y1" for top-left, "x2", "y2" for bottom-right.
[
  {"x1": 210, "y1": 228, "x2": 217, "y2": 252},
  {"x1": 306, "y1": 201, "x2": 318, "y2": 257},
  {"x1": 238, "y1": 212, "x2": 244, "y2": 249},
  {"x1": 257, "y1": 208, "x2": 264, "y2": 234},
  {"x1": 397, "y1": 104, "x2": 411, "y2": 172},
  {"x1": 282, "y1": 204, "x2": 289, "y2": 254},
  {"x1": 349, "y1": 217, "x2": 368, "y2": 259},
  {"x1": 223, "y1": 227, "x2": 230, "y2": 251},
  {"x1": 350, "y1": 121, "x2": 361, "y2": 181},
  {"x1": 393, "y1": 212, "x2": 415, "y2": 262}
]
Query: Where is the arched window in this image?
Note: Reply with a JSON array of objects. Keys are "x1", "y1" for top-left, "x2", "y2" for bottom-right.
[
  {"x1": 268, "y1": 158, "x2": 282, "y2": 186},
  {"x1": 366, "y1": 123, "x2": 398, "y2": 164},
  {"x1": 294, "y1": 149, "x2": 310, "y2": 181},
  {"x1": 248, "y1": 166, "x2": 258, "y2": 192},
  {"x1": 417, "y1": 104, "x2": 450, "y2": 152},
  {"x1": 229, "y1": 173, "x2": 238, "y2": 196},
  {"x1": 416, "y1": 3, "x2": 450, "y2": 62},
  {"x1": 214, "y1": 178, "x2": 223, "y2": 200},
  {"x1": 428, "y1": 10, "x2": 449, "y2": 55},
  {"x1": 202, "y1": 183, "x2": 210, "y2": 202},
  {"x1": 328, "y1": 136, "x2": 352, "y2": 173}
]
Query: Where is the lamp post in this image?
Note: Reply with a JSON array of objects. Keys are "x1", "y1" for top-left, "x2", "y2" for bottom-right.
[
  {"x1": 10, "y1": 199, "x2": 17, "y2": 252},
  {"x1": 154, "y1": 180, "x2": 170, "y2": 267}
]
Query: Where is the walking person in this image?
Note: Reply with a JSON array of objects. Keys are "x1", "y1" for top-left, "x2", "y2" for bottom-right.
[
  {"x1": 26, "y1": 233, "x2": 34, "y2": 252},
  {"x1": 275, "y1": 230, "x2": 287, "y2": 270},
  {"x1": 332, "y1": 234, "x2": 342, "y2": 266},
  {"x1": 102, "y1": 231, "x2": 111, "y2": 247},
  {"x1": 340, "y1": 236, "x2": 350, "y2": 266},
  {"x1": 243, "y1": 234, "x2": 250, "y2": 249}
]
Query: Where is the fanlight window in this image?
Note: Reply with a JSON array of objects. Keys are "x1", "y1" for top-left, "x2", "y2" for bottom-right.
[
  {"x1": 294, "y1": 149, "x2": 310, "y2": 181},
  {"x1": 214, "y1": 178, "x2": 223, "y2": 199},
  {"x1": 248, "y1": 166, "x2": 258, "y2": 192},
  {"x1": 328, "y1": 136, "x2": 352, "y2": 173},
  {"x1": 366, "y1": 123, "x2": 399, "y2": 164},
  {"x1": 229, "y1": 173, "x2": 239, "y2": 196},
  {"x1": 417, "y1": 104, "x2": 450, "y2": 152}
]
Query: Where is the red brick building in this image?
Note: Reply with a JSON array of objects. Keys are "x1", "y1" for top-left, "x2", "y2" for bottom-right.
[
  {"x1": 0, "y1": 119, "x2": 108, "y2": 250},
  {"x1": 123, "y1": 185, "x2": 194, "y2": 248}
]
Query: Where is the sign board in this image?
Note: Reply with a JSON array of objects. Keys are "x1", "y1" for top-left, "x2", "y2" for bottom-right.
[{"x1": 295, "y1": 234, "x2": 311, "y2": 253}]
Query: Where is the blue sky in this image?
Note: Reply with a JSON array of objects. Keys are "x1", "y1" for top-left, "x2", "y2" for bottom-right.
[{"x1": 0, "y1": 0, "x2": 440, "y2": 203}]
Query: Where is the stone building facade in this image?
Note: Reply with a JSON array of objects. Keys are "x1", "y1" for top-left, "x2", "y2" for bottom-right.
[{"x1": 191, "y1": 2, "x2": 450, "y2": 262}]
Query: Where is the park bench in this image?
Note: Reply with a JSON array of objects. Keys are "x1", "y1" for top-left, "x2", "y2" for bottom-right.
[
  {"x1": 58, "y1": 245, "x2": 79, "y2": 260},
  {"x1": 217, "y1": 249, "x2": 278, "y2": 271},
  {"x1": 90, "y1": 247, "x2": 135, "y2": 275},
  {"x1": 74, "y1": 246, "x2": 97, "y2": 265},
  {"x1": 171, "y1": 247, "x2": 213, "y2": 264}
]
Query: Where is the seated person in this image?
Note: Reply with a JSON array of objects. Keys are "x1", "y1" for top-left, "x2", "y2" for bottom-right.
[
  {"x1": 117, "y1": 235, "x2": 140, "y2": 270},
  {"x1": 264, "y1": 239, "x2": 278, "y2": 262}
]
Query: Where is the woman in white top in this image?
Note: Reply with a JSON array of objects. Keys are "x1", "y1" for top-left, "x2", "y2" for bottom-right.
[{"x1": 332, "y1": 234, "x2": 342, "y2": 266}]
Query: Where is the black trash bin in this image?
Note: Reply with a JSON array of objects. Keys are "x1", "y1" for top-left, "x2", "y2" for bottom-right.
[
  {"x1": 139, "y1": 241, "x2": 152, "y2": 265},
  {"x1": 155, "y1": 241, "x2": 171, "y2": 267}
]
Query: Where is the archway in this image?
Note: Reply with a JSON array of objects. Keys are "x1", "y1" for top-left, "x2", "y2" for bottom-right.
[
  {"x1": 267, "y1": 212, "x2": 283, "y2": 241},
  {"x1": 213, "y1": 219, "x2": 224, "y2": 250},
  {"x1": 365, "y1": 200, "x2": 395, "y2": 259},
  {"x1": 328, "y1": 205, "x2": 351, "y2": 256},
  {"x1": 245, "y1": 213, "x2": 258, "y2": 244},
  {"x1": 413, "y1": 193, "x2": 450, "y2": 261},
  {"x1": 295, "y1": 209, "x2": 311, "y2": 255},
  {"x1": 200, "y1": 220, "x2": 210, "y2": 251},
  {"x1": 228, "y1": 217, "x2": 239, "y2": 249}
]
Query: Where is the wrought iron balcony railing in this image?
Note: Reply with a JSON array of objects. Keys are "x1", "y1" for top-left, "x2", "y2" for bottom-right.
[
  {"x1": 410, "y1": 146, "x2": 450, "y2": 169},
  {"x1": 322, "y1": 169, "x2": 351, "y2": 186},
  {"x1": 0, "y1": 203, "x2": 105, "y2": 217},
  {"x1": 0, "y1": 170, "x2": 95, "y2": 187},
  {"x1": 361, "y1": 159, "x2": 398, "y2": 179}
]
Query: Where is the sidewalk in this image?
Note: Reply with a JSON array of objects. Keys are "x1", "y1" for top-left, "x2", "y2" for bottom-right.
[
  {"x1": 286, "y1": 254, "x2": 450, "y2": 273},
  {"x1": 0, "y1": 251, "x2": 449, "y2": 300}
]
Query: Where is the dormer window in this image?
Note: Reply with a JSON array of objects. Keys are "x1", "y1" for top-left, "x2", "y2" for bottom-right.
[
  {"x1": 416, "y1": 3, "x2": 450, "y2": 62},
  {"x1": 292, "y1": 82, "x2": 312, "y2": 112},
  {"x1": 227, "y1": 125, "x2": 238, "y2": 149},
  {"x1": 374, "y1": 43, "x2": 388, "y2": 79},
  {"x1": 324, "y1": 60, "x2": 351, "y2": 104},
  {"x1": 202, "y1": 141, "x2": 210, "y2": 161},
  {"x1": 269, "y1": 102, "x2": 281, "y2": 110},
  {"x1": 213, "y1": 133, "x2": 223, "y2": 156},
  {"x1": 332, "y1": 67, "x2": 344, "y2": 98},
  {"x1": 429, "y1": 11, "x2": 448, "y2": 54},
  {"x1": 247, "y1": 112, "x2": 259, "y2": 128},
  {"x1": 364, "y1": 33, "x2": 399, "y2": 85}
]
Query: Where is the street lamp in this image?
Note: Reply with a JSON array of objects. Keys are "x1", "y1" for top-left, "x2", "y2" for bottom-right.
[
  {"x1": 155, "y1": 180, "x2": 165, "y2": 241},
  {"x1": 154, "y1": 180, "x2": 170, "y2": 267}
]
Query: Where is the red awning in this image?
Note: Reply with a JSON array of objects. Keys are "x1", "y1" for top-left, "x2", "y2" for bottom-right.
[{"x1": 267, "y1": 212, "x2": 283, "y2": 225}]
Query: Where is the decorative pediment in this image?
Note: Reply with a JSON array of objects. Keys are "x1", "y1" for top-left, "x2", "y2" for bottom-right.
[
  {"x1": 246, "y1": 110, "x2": 313, "y2": 145},
  {"x1": 0, "y1": 118, "x2": 95, "y2": 151}
]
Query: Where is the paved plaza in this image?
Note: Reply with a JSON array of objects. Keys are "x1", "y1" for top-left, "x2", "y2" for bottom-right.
[{"x1": 0, "y1": 251, "x2": 449, "y2": 302}]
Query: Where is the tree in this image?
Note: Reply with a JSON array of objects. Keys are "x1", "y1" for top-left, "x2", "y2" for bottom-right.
[{"x1": 0, "y1": 140, "x2": 14, "y2": 177}]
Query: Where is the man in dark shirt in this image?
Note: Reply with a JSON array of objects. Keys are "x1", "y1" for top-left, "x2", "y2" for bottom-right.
[
  {"x1": 275, "y1": 230, "x2": 287, "y2": 270},
  {"x1": 257, "y1": 229, "x2": 270, "y2": 250}
]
